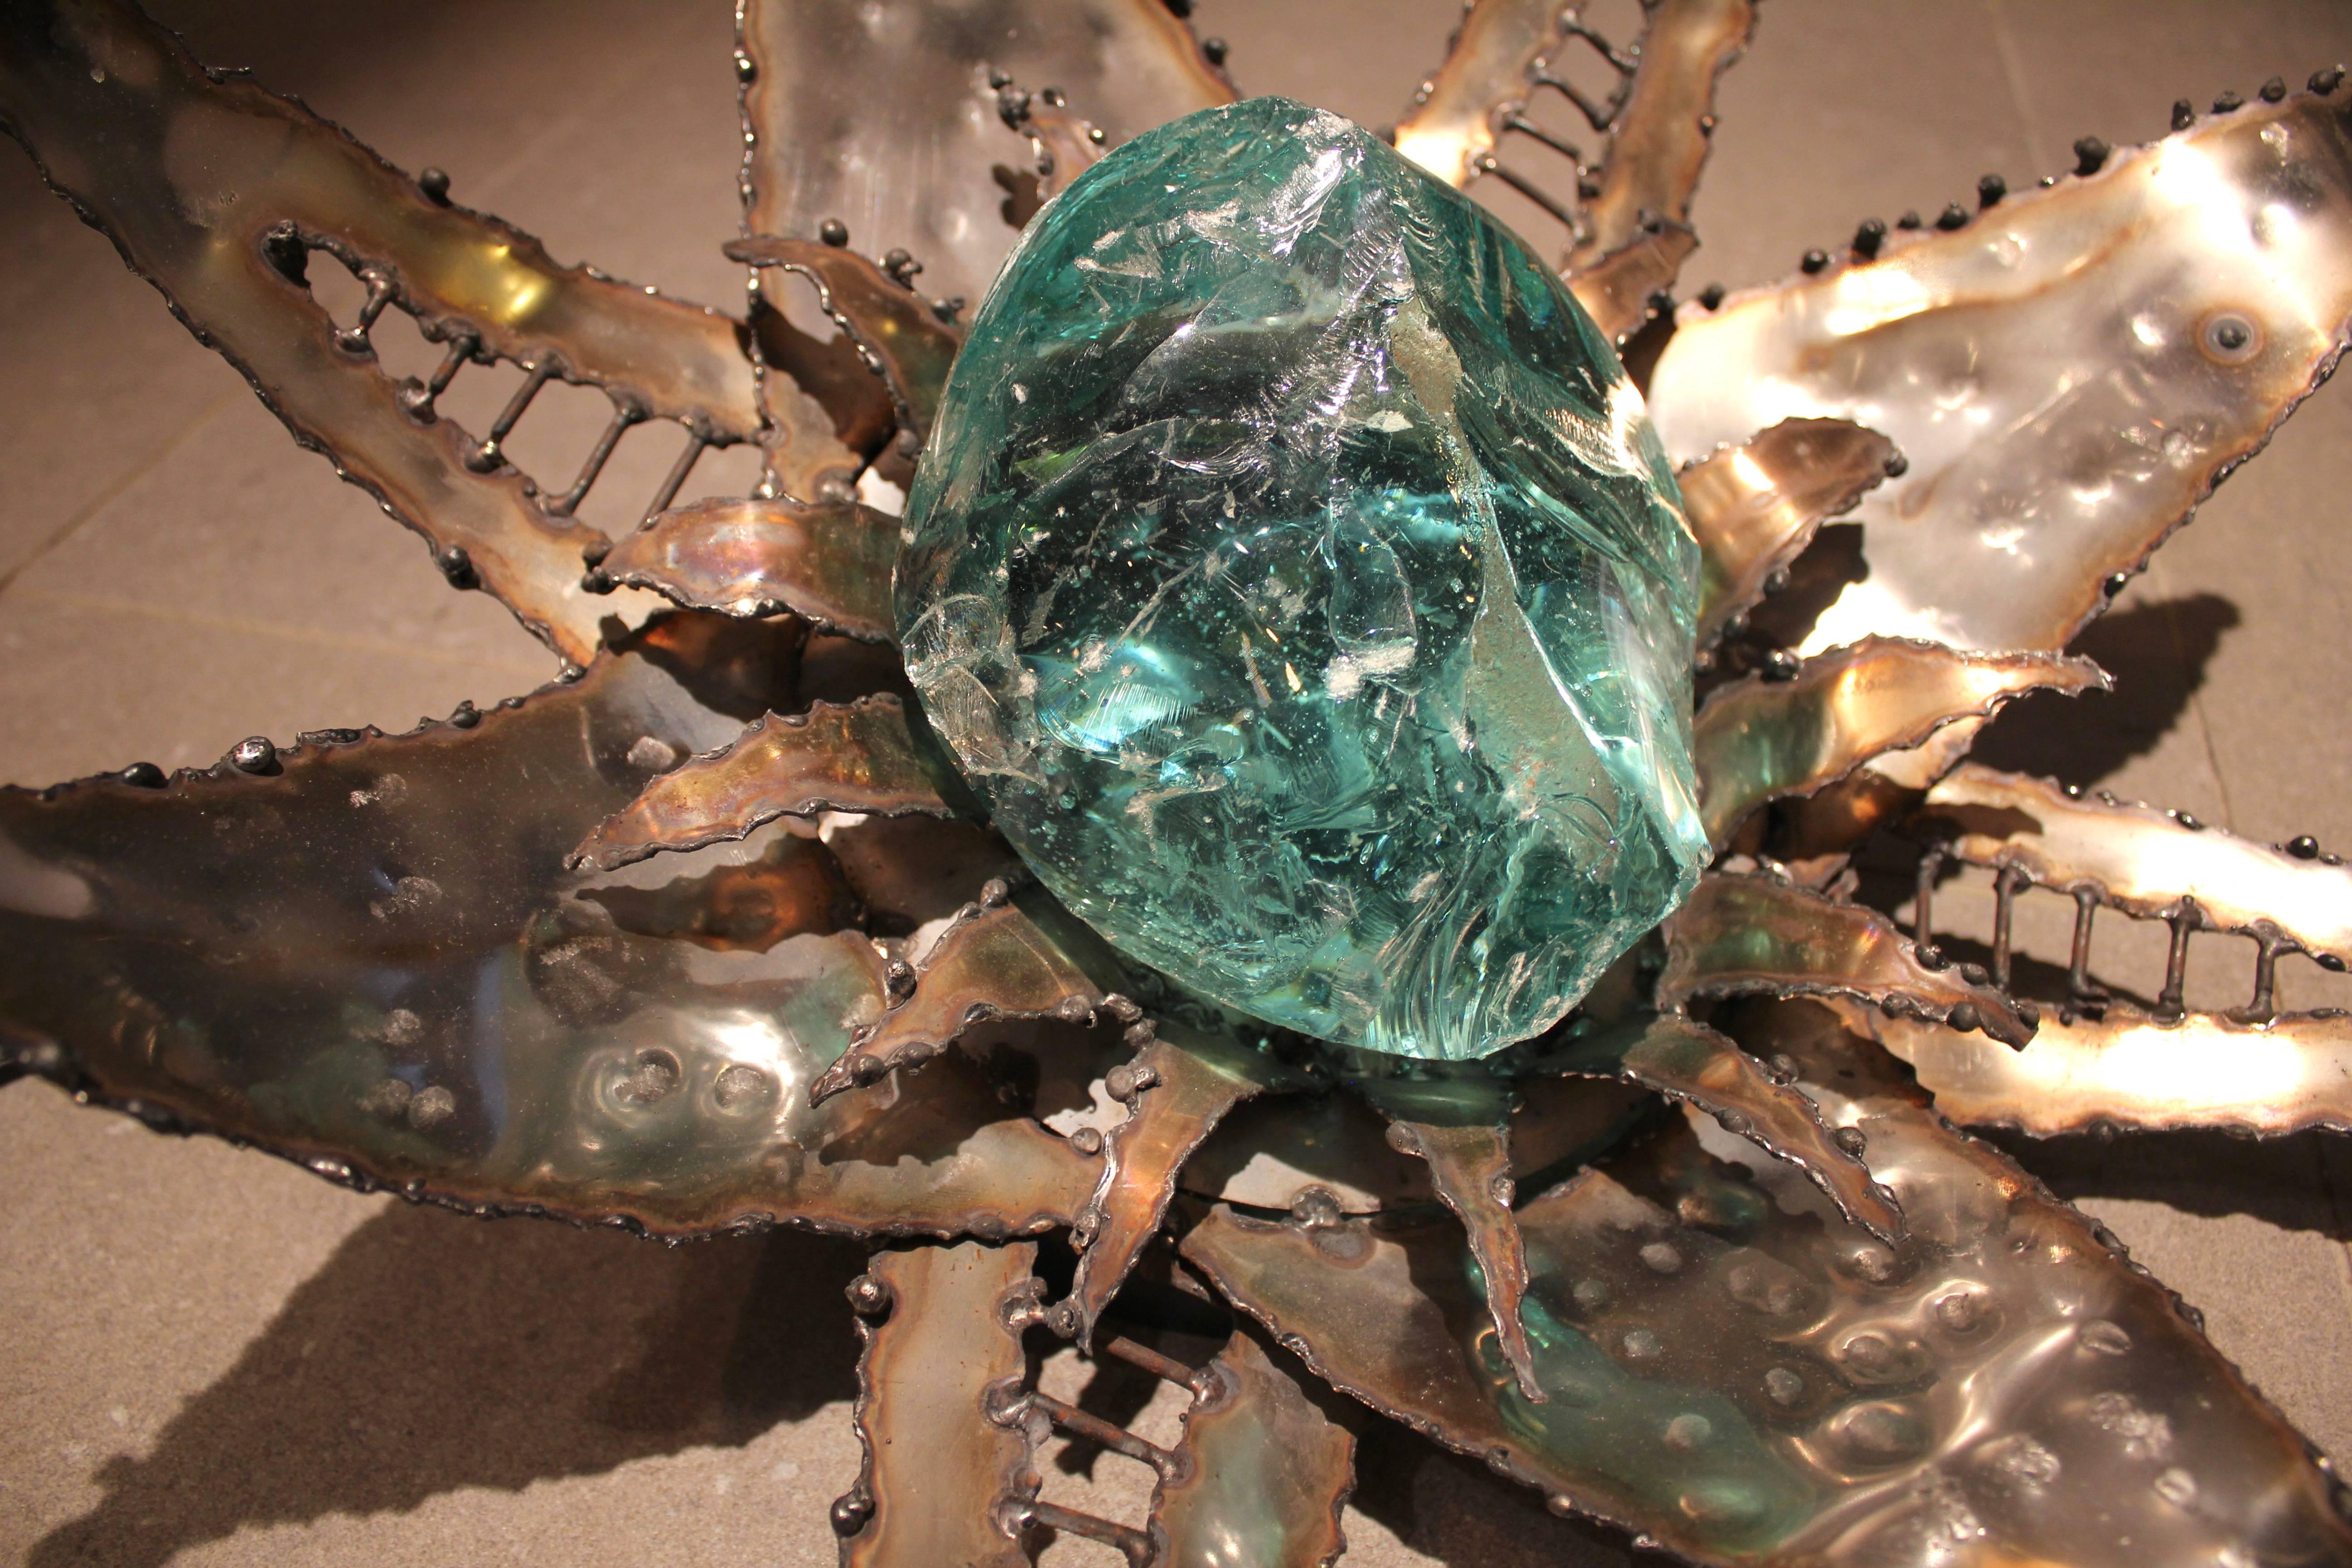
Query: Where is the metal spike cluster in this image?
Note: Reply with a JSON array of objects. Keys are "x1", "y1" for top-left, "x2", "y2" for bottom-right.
[{"x1": 4, "y1": 0, "x2": 2352, "y2": 1563}]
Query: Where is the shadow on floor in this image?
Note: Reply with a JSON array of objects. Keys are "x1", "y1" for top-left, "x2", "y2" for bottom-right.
[
  {"x1": 1972, "y1": 592, "x2": 2241, "y2": 784},
  {"x1": 1986, "y1": 1124, "x2": 2352, "y2": 1241},
  {"x1": 30, "y1": 1202, "x2": 865, "y2": 1568}
]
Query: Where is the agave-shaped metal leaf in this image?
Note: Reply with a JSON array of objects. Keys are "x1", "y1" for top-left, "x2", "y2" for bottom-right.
[
  {"x1": 1183, "y1": 997, "x2": 2352, "y2": 1567},
  {"x1": 1916, "y1": 764, "x2": 2352, "y2": 962},
  {"x1": 598, "y1": 496, "x2": 900, "y2": 640},
  {"x1": 1693, "y1": 640, "x2": 2105, "y2": 848},
  {"x1": 1859, "y1": 1003, "x2": 2352, "y2": 1137},
  {"x1": 1660, "y1": 873, "x2": 2034, "y2": 1047},
  {"x1": 0, "y1": 621, "x2": 1089, "y2": 1238},
  {"x1": 1648, "y1": 88, "x2": 2352, "y2": 656},
  {"x1": 838, "y1": 1240, "x2": 1042, "y2": 1566},
  {"x1": 1394, "y1": 0, "x2": 1755, "y2": 340},
  {"x1": 736, "y1": 0, "x2": 1233, "y2": 313},
  {"x1": 0, "y1": 0, "x2": 787, "y2": 663},
  {"x1": 1151, "y1": 1328, "x2": 1356, "y2": 1568},
  {"x1": 569, "y1": 697, "x2": 953, "y2": 874},
  {"x1": 1681, "y1": 419, "x2": 1895, "y2": 646}
]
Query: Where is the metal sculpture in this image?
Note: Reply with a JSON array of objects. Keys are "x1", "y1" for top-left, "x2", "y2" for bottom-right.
[{"x1": 3, "y1": 0, "x2": 2350, "y2": 1563}]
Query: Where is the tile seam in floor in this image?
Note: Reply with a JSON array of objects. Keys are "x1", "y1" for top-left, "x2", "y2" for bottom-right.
[
  {"x1": 0, "y1": 388, "x2": 241, "y2": 599},
  {"x1": 10, "y1": 587, "x2": 552, "y2": 677}
]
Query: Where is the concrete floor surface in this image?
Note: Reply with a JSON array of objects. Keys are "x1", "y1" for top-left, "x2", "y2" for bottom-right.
[{"x1": 3, "y1": 2, "x2": 2350, "y2": 1565}]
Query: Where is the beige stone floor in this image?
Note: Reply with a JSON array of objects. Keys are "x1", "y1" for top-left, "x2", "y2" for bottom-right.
[{"x1": 4, "y1": 2, "x2": 2352, "y2": 1565}]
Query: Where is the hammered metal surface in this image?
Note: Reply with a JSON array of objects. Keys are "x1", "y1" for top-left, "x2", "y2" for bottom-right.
[
  {"x1": 1183, "y1": 997, "x2": 2352, "y2": 1568},
  {"x1": 1661, "y1": 874, "x2": 2034, "y2": 1047},
  {"x1": 1681, "y1": 419, "x2": 1894, "y2": 646},
  {"x1": 598, "y1": 497, "x2": 900, "y2": 641},
  {"x1": 1860, "y1": 1003, "x2": 2352, "y2": 1137},
  {"x1": 1151, "y1": 1329, "x2": 1355, "y2": 1568},
  {"x1": 1693, "y1": 640, "x2": 2104, "y2": 848},
  {"x1": 1648, "y1": 91, "x2": 2352, "y2": 656},
  {"x1": 0, "y1": 623, "x2": 1088, "y2": 1238},
  {"x1": 0, "y1": 0, "x2": 756, "y2": 664},
  {"x1": 841, "y1": 1240, "x2": 1038, "y2": 1568},
  {"x1": 1916, "y1": 764, "x2": 2352, "y2": 961},
  {"x1": 736, "y1": 0, "x2": 1232, "y2": 313}
]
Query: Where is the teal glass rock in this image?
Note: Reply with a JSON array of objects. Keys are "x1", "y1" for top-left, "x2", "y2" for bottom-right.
[{"x1": 897, "y1": 96, "x2": 1707, "y2": 1061}]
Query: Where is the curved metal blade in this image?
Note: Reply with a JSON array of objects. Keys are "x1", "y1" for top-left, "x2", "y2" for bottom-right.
[
  {"x1": 598, "y1": 497, "x2": 900, "y2": 642},
  {"x1": 569, "y1": 698, "x2": 953, "y2": 874},
  {"x1": 1181, "y1": 998, "x2": 2352, "y2": 1567},
  {"x1": 1648, "y1": 89, "x2": 2352, "y2": 656},
  {"x1": 0, "y1": 0, "x2": 771, "y2": 665},
  {"x1": 1376, "y1": 1108, "x2": 1544, "y2": 1404},
  {"x1": 736, "y1": 0, "x2": 1232, "y2": 314},
  {"x1": 1861, "y1": 1002, "x2": 2352, "y2": 1138},
  {"x1": 1394, "y1": 0, "x2": 1754, "y2": 341},
  {"x1": 1062, "y1": 1026, "x2": 1265, "y2": 1347},
  {"x1": 727, "y1": 236, "x2": 966, "y2": 443},
  {"x1": 1681, "y1": 419, "x2": 1895, "y2": 647},
  {"x1": 1916, "y1": 764, "x2": 2352, "y2": 962},
  {"x1": 1540, "y1": 1014, "x2": 1901, "y2": 1241},
  {"x1": 0, "y1": 624, "x2": 1089, "y2": 1239},
  {"x1": 1563, "y1": 0, "x2": 1756, "y2": 330},
  {"x1": 1693, "y1": 639, "x2": 2105, "y2": 849},
  {"x1": 1150, "y1": 1329, "x2": 1356, "y2": 1568},
  {"x1": 808, "y1": 886, "x2": 1132, "y2": 1106},
  {"x1": 838, "y1": 1240, "x2": 1041, "y2": 1568},
  {"x1": 1660, "y1": 873, "x2": 2034, "y2": 1048}
]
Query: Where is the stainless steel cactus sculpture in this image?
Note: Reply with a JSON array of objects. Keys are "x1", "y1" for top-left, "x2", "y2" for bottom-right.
[{"x1": 5, "y1": 2, "x2": 2352, "y2": 1564}]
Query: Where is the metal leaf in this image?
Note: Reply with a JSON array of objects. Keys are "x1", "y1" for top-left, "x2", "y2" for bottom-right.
[
  {"x1": 1062, "y1": 1027, "x2": 1266, "y2": 1346},
  {"x1": 838, "y1": 1240, "x2": 1041, "y2": 1567},
  {"x1": 736, "y1": 0, "x2": 1232, "y2": 313},
  {"x1": 568, "y1": 698, "x2": 954, "y2": 875},
  {"x1": 727, "y1": 236, "x2": 965, "y2": 443},
  {"x1": 1916, "y1": 764, "x2": 2352, "y2": 961},
  {"x1": 1659, "y1": 873, "x2": 2034, "y2": 1048},
  {"x1": 1151, "y1": 1329, "x2": 1356, "y2": 1568},
  {"x1": 1563, "y1": 0, "x2": 1756, "y2": 328},
  {"x1": 1394, "y1": 0, "x2": 1585, "y2": 189},
  {"x1": 809, "y1": 886, "x2": 1131, "y2": 1105},
  {"x1": 0, "y1": 0, "x2": 774, "y2": 664},
  {"x1": 0, "y1": 626, "x2": 1089, "y2": 1238},
  {"x1": 1648, "y1": 90, "x2": 2352, "y2": 656},
  {"x1": 1693, "y1": 638, "x2": 2105, "y2": 848},
  {"x1": 997, "y1": 82, "x2": 1110, "y2": 204},
  {"x1": 1394, "y1": 0, "x2": 1754, "y2": 342},
  {"x1": 1182, "y1": 998, "x2": 2352, "y2": 1566},
  {"x1": 1681, "y1": 419, "x2": 1895, "y2": 646},
  {"x1": 1374, "y1": 1104, "x2": 1545, "y2": 1404},
  {"x1": 597, "y1": 497, "x2": 899, "y2": 641},
  {"x1": 1540, "y1": 1014, "x2": 1901, "y2": 1241},
  {"x1": 1861, "y1": 1002, "x2": 2352, "y2": 1138}
]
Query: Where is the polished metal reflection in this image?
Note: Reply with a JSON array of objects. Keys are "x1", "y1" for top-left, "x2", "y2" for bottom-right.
[
  {"x1": 0, "y1": 626, "x2": 1088, "y2": 1237},
  {"x1": 1918, "y1": 764, "x2": 2352, "y2": 960},
  {"x1": 1861, "y1": 1001, "x2": 2352, "y2": 1137},
  {"x1": 1649, "y1": 92, "x2": 2352, "y2": 655},
  {"x1": 1185, "y1": 999, "x2": 2352, "y2": 1567},
  {"x1": 736, "y1": 0, "x2": 1232, "y2": 312},
  {"x1": 1693, "y1": 639, "x2": 2103, "y2": 848}
]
